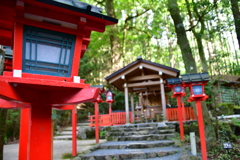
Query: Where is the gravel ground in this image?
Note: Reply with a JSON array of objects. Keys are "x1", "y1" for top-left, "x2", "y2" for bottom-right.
[{"x1": 3, "y1": 139, "x2": 106, "y2": 160}]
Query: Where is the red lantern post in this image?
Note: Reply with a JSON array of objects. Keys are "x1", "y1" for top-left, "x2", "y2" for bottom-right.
[
  {"x1": 182, "y1": 73, "x2": 209, "y2": 160},
  {"x1": 0, "y1": 1, "x2": 117, "y2": 159},
  {"x1": 105, "y1": 90, "x2": 115, "y2": 115},
  {"x1": 92, "y1": 86, "x2": 105, "y2": 144},
  {"x1": 166, "y1": 78, "x2": 185, "y2": 140}
]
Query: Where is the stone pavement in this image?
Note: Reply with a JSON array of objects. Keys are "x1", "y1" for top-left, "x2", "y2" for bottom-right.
[{"x1": 3, "y1": 139, "x2": 106, "y2": 160}]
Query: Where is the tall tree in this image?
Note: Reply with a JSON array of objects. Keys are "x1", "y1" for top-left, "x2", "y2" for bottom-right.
[
  {"x1": 167, "y1": 0, "x2": 197, "y2": 73},
  {"x1": 185, "y1": 0, "x2": 216, "y2": 72},
  {"x1": 230, "y1": 0, "x2": 240, "y2": 49}
]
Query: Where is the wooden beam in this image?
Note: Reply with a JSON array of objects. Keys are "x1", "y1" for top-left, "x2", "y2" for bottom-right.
[
  {"x1": 128, "y1": 74, "x2": 160, "y2": 82},
  {"x1": 0, "y1": 29, "x2": 12, "y2": 38},
  {"x1": 126, "y1": 81, "x2": 160, "y2": 88},
  {"x1": 142, "y1": 63, "x2": 178, "y2": 77},
  {"x1": 139, "y1": 65, "x2": 145, "y2": 76}
]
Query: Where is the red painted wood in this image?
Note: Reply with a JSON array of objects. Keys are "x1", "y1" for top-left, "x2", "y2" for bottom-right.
[
  {"x1": 177, "y1": 96, "x2": 184, "y2": 140},
  {"x1": 181, "y1": 102, "x2": 186, "y2": 121},
  {"x1": 15, "y1": 16, "x2": 84, "y2": 36},
  {"x1": 88, "y1": 112, "x2": 133, "y2": 127},
  {"x1": 53, "y1": 105, "x2": 74, "y2": 110},
  {"x1": 13, "y1": 22, "x2": 23, "y2": 70},
  {"x1": 19, "y1": 108, "x2": 31, "y2": 160},
  {"x1": 166, "y1": 107, "x2": 196, "y2": 121},
  {"x1": 71, "y1": 35, "x2": 83, "y2": 77},
  {"x1": 196, "y1": 100, "x2": 208, "y2": 160},
  {"x1": 0, "y1": 77, "x2": 99, "y2": 106},
  {"x1": 29, "y1": 104, "x2": 52, "y2": 160},
  {"x1": 3, "y1": 71, "x2": 86, "y2": 83},
  {"x1": 0, "y1": 99, "x2": 30, "y2": 109},
  {"x1": 94, "y1": 102, "x2": 99, "y2": 143},
  {"x1": 0, "y1": 29, "x2": 12, "y2": 38},
  {"x1": 72, "y1": 106, "x2": 77, "y2": 156},
  {"x1": 24, "y1": 5, "x2": 106, "y2": 32},
  {"x1": 47, "y1": 87, "x2": 100, "y2": 106},
  {"x1": 21, "y1": 0, "x2": 116, "y2": 26}
]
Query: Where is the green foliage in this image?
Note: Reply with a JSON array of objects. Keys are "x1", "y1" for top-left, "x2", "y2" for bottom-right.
[
  {"x1": 218, "y1": 122, "x2": 237, "y2": 142},
  {"x1": 53, "y1": 110, "x2": 71, "y2": 128},
  {"x1": 4, "y1": 110, "x2": 20, "y2": 143},
  {"x1": 61, "y1": 153, "x2": 78, "y2": 159},
  {"x1": 100, "y1": 131, "x2": 105, "y2": 138},
  {"x1": 208, "y1": 141, "x2": 240, "y2": 160},
  {"x1": 231, "y1": 118, "x2": 240, "y2": 128},
  {"x1": 183, "y1": 122, "x2": 199, "y2": 136},
  {"x1": 213, "y1": 103, "x2": 235, "y2": 117}
]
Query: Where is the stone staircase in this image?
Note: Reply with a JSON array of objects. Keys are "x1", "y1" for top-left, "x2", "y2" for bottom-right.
[
  {"x1": 54, "y1": 122, "x2": 90, "y2": 140},
  {"x1": 75, "y1": 122, "x2": 184, "y2": 160}
]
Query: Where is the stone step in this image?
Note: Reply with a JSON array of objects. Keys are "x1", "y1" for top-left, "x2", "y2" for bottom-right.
[
  {"x1": 108, "y1": 123, "x2": 175, "y2": 129},
  {"x1": 64, "y1": 126, "x2": 80, "y2": 131},
  {"x1": 107, "y1": 126, "x2": 175, "y2": 132},
  {"x1": 57, "y1": 131, "x2": 78, "y2": 136},
  {"x1": 99, "y1": 140, "x2": 176, "y2": 149},
  {"x1": 79, "y1": 146, "x2": 181, "y2": 160},
  {"x1": 53, "y1": 135, "x2": 72, "y2": 140},
  {"x1": 107, "y1": 129, "x2": 175, "y2": 136},
  {"x1": 77, "y1": 123, "x2": 90, "y2": 126},
  {"x1": 106, "y1": 133, "x2": 175, "y2": 141}
]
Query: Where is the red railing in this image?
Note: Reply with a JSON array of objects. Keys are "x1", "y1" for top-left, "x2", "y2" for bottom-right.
[
  {"x1": 88, "y1": 107, "x2": 196, "y2": 126},
  {"x1": 88, "y1": 111, "x2": 132, "y2": 127},
  {"x1": 167, "y1": 106, "x2": 196, "y2": 121}
]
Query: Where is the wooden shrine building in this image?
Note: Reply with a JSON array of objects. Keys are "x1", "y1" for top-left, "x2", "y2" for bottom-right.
[{"x1": 105, "y1": 57, "x2": 180, "y2": 124}]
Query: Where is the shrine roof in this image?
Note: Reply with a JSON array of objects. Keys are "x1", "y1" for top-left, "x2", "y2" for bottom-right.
[
  {"x1": 106, "y1": 57, "x2": 180, "y2": 80},
  {"x1": 105, "y1": 56, "x2": 180, "y2": 92}
]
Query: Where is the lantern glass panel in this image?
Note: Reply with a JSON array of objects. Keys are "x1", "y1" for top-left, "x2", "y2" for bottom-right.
[
  {"x1": 107, "y1": 95, "x2": 112, "y2": 101},
  {"x1": 174, "y1": 86, "x2": 182, "y2": 92},
  {"x1": 23, "y1": 26, "x2": 75, "y2": 77},
  {"x1": 192, "y1": 85, "x2": 203, "y2": 95}
]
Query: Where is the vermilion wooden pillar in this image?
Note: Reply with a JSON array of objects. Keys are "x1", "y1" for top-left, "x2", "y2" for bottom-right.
[
  {"x1": 29, "y1": 104, "x2": 52, "y2": 160},
  {"x1": 72, "y1": 106, "x2": 77, "y2": 156},
  {"x1": 94, "y1": 102, "x2": 99, "y2": 143},
  {"x1": 196, "y1": 100, "x2": 207, "y2": 160},
  {"x1": 19, "y1": 108, "x2": 30, "y2": 160},
  {"x1": 177, "y1": 96, "x2": 184, "y2": 140}
]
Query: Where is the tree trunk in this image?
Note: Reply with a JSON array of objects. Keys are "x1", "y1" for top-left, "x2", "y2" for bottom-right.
[
  {"x1": 105, "y1": 0, "x2": 121, "y2": 70},
  {"x1": 230, "y1": 0, "x2": 240, "y2": 49},
  {"x1": 185, "y1": 0, "x2": 208, "y2": 72},
  {"x1": 167, "y1": 0, "x2": 197, "y2": 73},
  {"x1": 0, "y1": 109, "x2": 8, "y2": 160}
]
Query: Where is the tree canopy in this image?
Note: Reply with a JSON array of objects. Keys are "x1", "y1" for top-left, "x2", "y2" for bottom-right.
[{"x1": 79, "y1": 0, "x2": 240, "y2": 86}]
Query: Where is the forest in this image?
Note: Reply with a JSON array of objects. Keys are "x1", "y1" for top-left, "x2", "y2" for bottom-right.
[
  {"x1": 0, "y1": 0, "x2": 240, "y2": 159},
  {"x1": 79, "y1": 0, "x2": 240, "y2": 85}
]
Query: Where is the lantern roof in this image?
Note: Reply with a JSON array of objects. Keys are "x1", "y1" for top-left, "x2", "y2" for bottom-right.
[
  {"x1": 0, "y1": 0, "x2": 118, "y2": 47},
  {"x1": 36, "y1": 0, "x2": 117, "y2": 24},
  {"x1": 166, "y1": 78, "x2": 182, "y2": 85},
  {"x1": 182, "y1": 72, "x2": 210, "y2": 83},
  {"x1": 91, "y1": 85, "x2": 105, "y2": 93}
]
